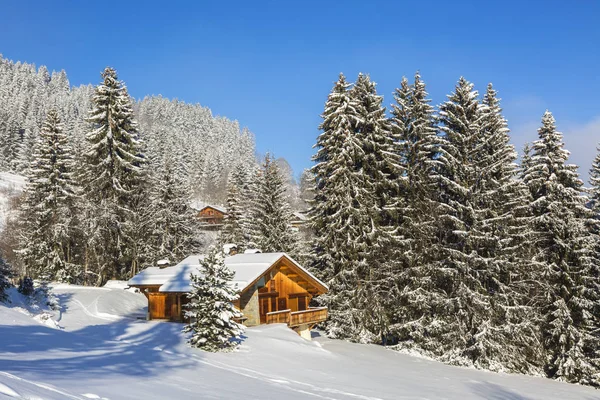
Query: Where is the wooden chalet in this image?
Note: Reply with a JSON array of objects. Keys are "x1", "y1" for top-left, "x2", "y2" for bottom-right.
[
  {"x1": 290, "y1": 211, "x2": 308, "y2": 229},
  {"x1": 128, "y1": 252, "x2": 328, "y2": 339},
  {"x1": 196, "y1": 205, "x2": 226, "y2": 226}
]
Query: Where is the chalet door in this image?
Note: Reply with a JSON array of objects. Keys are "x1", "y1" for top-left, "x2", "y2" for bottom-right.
[
  {"x1": 149, "y1": 293, "x2": 166, "y2": 319},
  {"x1": 259, "y1": 294, "x2": 278, "y2": 323},
  {"x1": 259, "y1": 297, "x2": 269, "y2": 324}
]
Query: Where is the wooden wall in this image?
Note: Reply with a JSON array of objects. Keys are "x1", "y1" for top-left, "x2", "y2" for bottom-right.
[
  {"x1": 256, "y1": 259, "x2": 317, "y2": 323},
  {"x1": 197, "y1": 207, "x2": 224, "y2": 224}
]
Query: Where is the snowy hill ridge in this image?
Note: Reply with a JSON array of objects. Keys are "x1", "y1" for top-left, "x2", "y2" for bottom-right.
[{"x1": 1, "y1": 285, "x2": 599, "y2": 399}]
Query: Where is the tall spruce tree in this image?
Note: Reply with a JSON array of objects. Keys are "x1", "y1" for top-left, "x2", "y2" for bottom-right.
[
  {"x1": 388, "y1": 73, "x2": 439, "y2": 346},
  {"x1": 18, "y1": 108, "x2": 77, "y2": 281},
  {"x1": 220, "y1": 173, "x2": 247, "y2": 251},
  {"x1": 348, "y1": 73, "x2": 401, "y2": 342},
  {"x1": 522, "y1": 111, "x2": 600, "y2": 385},
  {"x1": 421, "y1": 77, "x2": 494, "y2": 363},
  {"x1": 82, "y1": 67, "x2": 145, "y2": 284},
  {"x1": 465, "y1": 84, "x2": 542, "y2": 372},
  {"x1": 310, "y1": 74, "x2": 365, "y2": 340},
  {"x1": 183, "y1": 247, "x2": 245, "y2": 352},
  {"x1": 310, "y1": 73, "x2": 397, "y2": 342},
  {"x1": 249, "y1": 153, "x2": 298, "y2": 255}
]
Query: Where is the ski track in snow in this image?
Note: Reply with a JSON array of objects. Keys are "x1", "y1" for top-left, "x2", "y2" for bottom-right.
[
  {"x1": 71, "y1": 297, "x2": 121, "y2": 322},
  {"x1": 147, "y1": 334, "x2": 383, "y2": 400},
  {"x1": 0, "y1": 371, "x2": 86, "y2": 399}
]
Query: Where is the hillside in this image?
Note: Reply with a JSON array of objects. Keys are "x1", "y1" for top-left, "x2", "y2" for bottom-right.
[
  {"x1": 0, "y1": 285, "x2": 598, "y2": 400},
  {"x1": 0, "y1": 172, "x2": 24, "y2": 230}
]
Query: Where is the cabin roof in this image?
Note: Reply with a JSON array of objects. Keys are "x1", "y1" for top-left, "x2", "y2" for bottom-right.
[
  {"x1": 291, "y1": 211, "x2": 308, "y2": 221},
  {"x1": 200, "y1": 205, "x2": 227, "y2": 214},
  {"x1": 189, "y1": 200, "x2": 227, "y2": 214},
  {"x1": 127, "y1": 252, "x2": 328, "y2": 294}
]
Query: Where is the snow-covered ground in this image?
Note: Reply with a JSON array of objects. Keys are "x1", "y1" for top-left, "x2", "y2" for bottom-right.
[
  {"x1": 1, "y1": 285, "x2": 598, "y2": 400},
  {"x1": 0, "y1": 172, "x2": 25, "y2": 230}
]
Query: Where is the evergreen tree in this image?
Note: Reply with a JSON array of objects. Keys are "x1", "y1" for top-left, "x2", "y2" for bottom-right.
[
  {"x1": 82, "y1": 67, "x2": 145, "y2": 284},
  {"x1": 348, "y1": 73, "x2": 401, "y2": 342},
  {"x1": 464, "y1": 84, "x2": 542, "y2": 372},
  {"x1": 310, "y1": 73, "x2": 393, "y2": 342},
  {"x1": 147, "y1": 154, "x2": 200, "y2": 268},
  {"x1": 589, "y1": 143, "x2": 600, "y2": 211},
  {"x1": 18, "y1": 108, "x2": 77, "y2": 281},
  {"x1": 249, "y1": 153, "x2": 298, "y2": 255},
  {"x1": 310, "y1": 73, "x2": 363, "y2": 340},
  {"x1": 0, "y1": 256, "x2": 13, "y2": 303},
  {"x1": 416, "y1": 77, "x2": 493, "y2": 363},
  {"x1": 388, "y1": 73, "x2": 439, "y2": 346},
  {"x1": 220, "y1": 174, "x2": 246, "y2": 251},
  {"x1": 522, "y1": 111, "x2": 600, "y2": 385},
  {"x1": 183, "y1": 247, "x2": 245, "y2": 352}
]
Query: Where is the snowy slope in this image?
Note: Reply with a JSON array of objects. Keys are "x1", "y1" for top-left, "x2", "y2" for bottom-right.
[
  {"x1": 1, "y1": 285, "x2": 599, "y2": 400},
  {"x1": 0, "y1": 172, "x2": 25, "y2": 230},
  {"x1": 0, "y1": 172, "x2": 26, "y2": 193}
]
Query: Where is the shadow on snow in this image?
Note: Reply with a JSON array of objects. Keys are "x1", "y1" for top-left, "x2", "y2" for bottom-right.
[{"x1": 0, "y1": 297, "x2": 200, "y2": 378}]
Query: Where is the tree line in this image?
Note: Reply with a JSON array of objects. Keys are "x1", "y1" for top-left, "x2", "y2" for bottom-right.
[
  {"x1": 309, "y1": 72, "x2": 600, "y2": 385},
  {"x1": 14, "y1": 67, "x2": 206, "y2": 285},
  {"x1": 0, "y1": 54, "x2": 257, "y2": 208}
]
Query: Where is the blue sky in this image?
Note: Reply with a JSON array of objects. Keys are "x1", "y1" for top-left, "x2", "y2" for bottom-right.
[{"x1": 1, "y1": 1, "x2": 599, "y2": 182}]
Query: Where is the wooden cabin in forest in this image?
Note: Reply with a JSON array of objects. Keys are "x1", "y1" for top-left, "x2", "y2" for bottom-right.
[
  {"x1": 196, "y1": 205, "x2": 226, "y2": 226},
  {"x1": 290, "y1": 211, "x2": 308, "y2": 229},
  {"x1": 127, "y1": 252, "x2": 328, "y2": 338}
]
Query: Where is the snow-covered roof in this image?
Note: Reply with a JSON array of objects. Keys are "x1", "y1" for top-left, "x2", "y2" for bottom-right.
[
  {"x1": 189, "y1": 200, "x2": 227, "y2": 214},
  {"x1": 203, "y1": 204, "x2": 226, "y2": 214},
  {"x1": 127, "y1": 252, "x2": 328, "y2": 294},
  {"x1": 244, "y1": 248, "x2": 261, "y2": 254},
  {"x1": 291, "y1": 211, "x2": 308, "y2": 221},
  {"x1": 127, "y1": 255, "x2": 205, "y2": 287}
]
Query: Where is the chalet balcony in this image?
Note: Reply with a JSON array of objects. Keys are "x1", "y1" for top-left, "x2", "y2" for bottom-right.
[{"x1": 265, "y1": 307, "x2": 328, "y2": 328}]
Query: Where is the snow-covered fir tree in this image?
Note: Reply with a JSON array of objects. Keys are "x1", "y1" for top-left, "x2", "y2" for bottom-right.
[
  {"x1": 522, "y1": 111, "x2": 600, "y2": 385},
  {"x1": 310, "y1": 73, "x2": 361, "y2": 339},
  {"x1": 310, "y1": 73, "x2": 394, "y2": 342},
  {"x1": 589, "y1": 143, "x2": 600, "y2": 211},
  {"x1": 347, "y1": 73, "x2": 402, "y2": 342},
  {"x1": 147, "y1": 154, "x2": 201, "y2": 268},
  {"x1": 248, "y1": 153, "x2": 298, "y2": 255},
  {"x1": 220, "y1": 172, "x2": 247, "y2": 251},
  {"x1": 387, "y1": 73, "x2": 439, "y2": 346},
  {"x1": 81, "y1": 67, "x2": 146, "y2": 283},
  {"x1": 417, "y1": 77, "x2": 496, "y2": 364},
  {"x1": 465, "y1": 84, "x2": 542, "y2": 372},
  {"x1": 18, "y1": 108, "x2": 77, "y2": 282},
  {"x1": 0, "y1": 256, "x2": 13, "y2": 302},
  {"x1": 183, "y1": 247, "x2": 245, "y2": 352}
]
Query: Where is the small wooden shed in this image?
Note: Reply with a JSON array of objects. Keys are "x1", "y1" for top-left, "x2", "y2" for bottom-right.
[{"x1": 128, "y1": 252, "x2": 328, "y2": 337}]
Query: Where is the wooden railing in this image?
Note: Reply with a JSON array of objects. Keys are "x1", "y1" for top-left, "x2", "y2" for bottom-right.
[
  {"x1": 266, "y1": 307, "x2": 328, "y2": 327},
  {"x1": 266, "y1": 309, "x2": 291, "y2": 324},
  {"x1": 290, "y1": 307, "x2": 328, "y2": 327}
]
